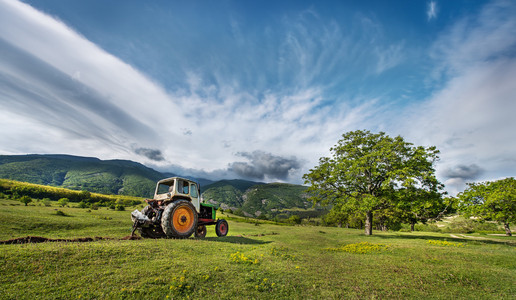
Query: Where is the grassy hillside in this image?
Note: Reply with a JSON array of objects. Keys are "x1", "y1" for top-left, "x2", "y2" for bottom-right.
[
  {"x1": 202, "y1": 182, "x2": 310, "y2": 218},
  {"x1": 242, "y1": 183, "x2": 310, "y2": 215},
  {"x1": 202, "y1": 184, "x2": 245, "y2": 208},
  {"x1": 0, "y1": 155, "x2": 165, "y2": 197},
  {"x1": 0, "y1": 179, "x2": 143, "y2": 208},
  {"x1": 203, "y1": 179, "x2": 264, "y2": 192},
  {"x1": 0, "y1": 196, "x2": 515, "y2": 299}
]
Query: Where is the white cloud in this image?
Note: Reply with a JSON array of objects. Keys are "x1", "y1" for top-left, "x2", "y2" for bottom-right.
[
  {"x1": 427, "y1": 1, "x2": 438, "y2": 20},
  {"x1": 401, "y1": 0, "x2": 516, "y2": 194},
  {"x1": 1, "y1": 0, "x2": 385, "y2": 182},
  {"x1": 375, "y1": 42, "x2": 404, "y2": 74}
]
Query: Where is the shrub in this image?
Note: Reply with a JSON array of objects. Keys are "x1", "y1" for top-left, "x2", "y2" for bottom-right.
[
  {"x1": 55, "y1": 210, "x2": 67, "y2": 216},
  {"x1": 414, "y1": 223, "x2": 441, "y2": 232},
  {"x1": 58, "y1": 198, "x2": 69, "y2": 207},
  {"x1": 19, "y1": 195, "x2": 32, "y2": 206},
  {"x1": 78, "y1": 201, "x2": 89, "y2": 208},
  {"x1": 42, "y1": 198, "x2": 52, "y2": 207},
  {"x1": 288, "y1": 215, "x2": 302, "y2": 225},
  {"x1": 115, "y1": 204, "x2": 125, "y2": 211}
]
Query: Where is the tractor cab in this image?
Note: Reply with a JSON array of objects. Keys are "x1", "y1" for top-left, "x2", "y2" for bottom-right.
[{"x1": 153, "y1": 177, "x2": 200, "y2": 211}]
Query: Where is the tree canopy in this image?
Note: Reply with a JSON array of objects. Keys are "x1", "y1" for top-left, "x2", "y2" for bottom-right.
[
  {"x1": 458, "y1": 177, "x2": 516, "y2": 236},
  {"x1": 303, "y1": 130, "x2": 442, "y2": 235}
]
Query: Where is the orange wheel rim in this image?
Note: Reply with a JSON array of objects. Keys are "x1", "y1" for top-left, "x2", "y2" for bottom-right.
[{"x1": 173, "y1": 206, "x2": 194, "y2": 233}]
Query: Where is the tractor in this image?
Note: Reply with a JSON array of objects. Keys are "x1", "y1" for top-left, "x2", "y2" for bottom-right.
[{"x1": 130, "y1": 177, "x2": 228, "y2": 239}]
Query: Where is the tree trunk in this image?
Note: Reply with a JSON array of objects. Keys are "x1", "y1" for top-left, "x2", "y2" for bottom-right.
[
  {"x1": 364, "y1": 211, "x2": 373, "y2": 235},
  {"x1": 410, "y1": 222, "x2": 415, "y2": 232},
  {"x1": 504, "y1": 222, "x2": 512, "y2": 236}
]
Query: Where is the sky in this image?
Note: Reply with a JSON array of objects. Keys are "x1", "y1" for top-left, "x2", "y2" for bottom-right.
[{"x1": 0, "y1": 0, "x2": 515, "y2": 195}]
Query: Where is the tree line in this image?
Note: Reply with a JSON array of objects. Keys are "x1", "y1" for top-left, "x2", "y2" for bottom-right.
[{"x1": 0, "y1": 179, "x2": 142, "y2": 208}]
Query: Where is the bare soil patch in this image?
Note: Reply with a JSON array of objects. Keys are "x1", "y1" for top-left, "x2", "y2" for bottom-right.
[{"x1": 0, "y1": 235, "x2": 141, "y2": 244}]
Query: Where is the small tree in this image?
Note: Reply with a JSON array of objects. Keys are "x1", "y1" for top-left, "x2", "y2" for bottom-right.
[
  {"x1": 459, "y1": 177, "x2": 516, "y2": 236},
  {"x1": 288, "y1": 215, "x2": 302, "y2": 225},
  {"x1": 58, "y1": 198, "x2": 69, "y2": 207},
  {"x1": 20, "y1": 195, "x2": 32, "y2": 206},
  {"x1": 42, "y1": 198, "x2": 52, "y2": 207}
]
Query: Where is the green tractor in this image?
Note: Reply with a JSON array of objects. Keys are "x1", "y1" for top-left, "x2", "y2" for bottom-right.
[{"x1": 131, "y1": 177, "x2": 228, "y2": 239}]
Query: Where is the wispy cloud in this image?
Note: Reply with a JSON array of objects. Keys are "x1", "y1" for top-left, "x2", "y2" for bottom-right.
[
  {"x1": 0, "y1": 0, "x2": 388, "y2": 182},
  {"x1": 375, "y1": 42, "x2": 404, "y2": 74},
  {"x1": 427, "y1": 1, "x2": 438, "y2": 20},
  {"x1": 2, "y1": 0, "x2": 514, "y2": 190},
  {"x1": 402, "y1": 0, "x2": 516, "y2": 194}
]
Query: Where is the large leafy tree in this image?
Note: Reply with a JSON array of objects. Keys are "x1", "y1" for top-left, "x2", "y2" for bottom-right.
[
  {"x1": 458, "y1": 177, "x2": 516, "y2": 236},
  {"x1": 396, "y1": 186, "x2": 448, "y2": 231},
  {"x1": 303, "y1": 130, "x2": 441, "y2": 235}
]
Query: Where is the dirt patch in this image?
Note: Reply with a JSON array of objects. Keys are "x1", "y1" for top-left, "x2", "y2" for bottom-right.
[{"x1": 0, "y1": 235, "x2": 141, "y2": 244}]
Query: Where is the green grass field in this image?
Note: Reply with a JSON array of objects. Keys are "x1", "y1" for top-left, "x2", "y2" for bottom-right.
[{"x1": 1, "y1": 198, "x2": 515, "y2": 299}]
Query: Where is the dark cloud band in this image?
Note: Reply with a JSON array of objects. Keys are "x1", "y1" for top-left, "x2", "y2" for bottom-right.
[
  {"x1": 134, "y1": 147, "x2": 165, "y2": 161},
  {"x1": 228, "y1": 150, "x2": 302, "y2": 181}
]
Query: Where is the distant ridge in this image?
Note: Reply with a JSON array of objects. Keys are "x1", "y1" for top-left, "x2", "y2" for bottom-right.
[{"x1": 0, "y1": 154, "x2": 309, "y2": 216}]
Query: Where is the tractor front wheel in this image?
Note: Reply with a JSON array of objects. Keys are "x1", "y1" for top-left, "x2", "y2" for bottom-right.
[
  {"x1": 161, "y1": 200, "x2": 198, "y2": 238},
  {"x1": 215, "y1": 219, "x2": 228, "y2": 237}
]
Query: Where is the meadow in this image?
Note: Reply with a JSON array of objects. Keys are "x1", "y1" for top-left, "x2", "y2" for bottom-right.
[{"x1": 1, "y1": 197, "x2": 515, "y2": 299}]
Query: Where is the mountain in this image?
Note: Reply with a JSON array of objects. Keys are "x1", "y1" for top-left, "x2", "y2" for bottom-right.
[
  {"x1": 0, "y1": 154, "x2": 310, "y2": 216},
  {"x1": 0, "y1": 154, "x2": 167, "y2": 197},
  {"x1": 202, "y1": 181, "x2": 310, "y2": 218}
]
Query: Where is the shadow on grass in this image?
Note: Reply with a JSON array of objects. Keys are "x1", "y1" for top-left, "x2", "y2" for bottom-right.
[
  {"x1": 373, "y1": 232, "x2": 515, "y2": 247},
  {"x1": 202, "y1": 236, "x2": 271, "y2": 245}
]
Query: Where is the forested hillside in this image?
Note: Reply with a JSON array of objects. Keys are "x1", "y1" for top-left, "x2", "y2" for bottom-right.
[
  {"x1": 202, "y1": 182, "x2": 311, "y2": 218},
  {"x1": 0, "y1": 155, "x2": 311, "y2": 216},
  {"x1": 0, "y1": 155, "x2": 166, "y2": 197}
]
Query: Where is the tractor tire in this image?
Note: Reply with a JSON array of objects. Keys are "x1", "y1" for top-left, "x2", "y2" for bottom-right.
[
  {"x1": 194, "y1": 225, "x2": 207, "y2": 238},
  {"x1": 215, "y1": 219, "x2": 229, "y2": 237},
  {"x1": 161, "y1": 200, "x2": 198, "y2": 238}
]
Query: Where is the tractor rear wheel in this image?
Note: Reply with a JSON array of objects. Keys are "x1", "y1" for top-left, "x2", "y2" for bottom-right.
[
  {"x1": 161, "y1": 200, "x2": 198, "y2": 238},
  {"x1": 215, "y1": 219, "x2": 228, "y2": 237},
  {"x1": 194, "y1": 225, "x2": 207, "y2": 238}
]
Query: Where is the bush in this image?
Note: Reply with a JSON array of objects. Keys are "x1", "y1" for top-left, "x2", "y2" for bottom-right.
[
  {"x1": 288, "y1": 215, "x2": 302, "y2": 225},
  {"x1": 115, "y1": 204, "x2": 125, "y2": 211},
  {"x1": 55, "y1": 210, "x2": 67, "y2": 216},
  {"x1": 441, "y1": 218, "x2": 502, "y2": 234},
  {"x1": 414, "y1": 223, "x2": 441, "y2": 232},
  {"x1": 78, "y1": 201, "x2": 89, "y2": 208},
  {"x1": 58, "y1": 198, "x2": 69, "y2": 207},
  {"x1": 19, "y1": 195, "x2": 32, "y2": 206},
  {"x1": 42, "y1": 198, "x2": 52, "y2": 207}
]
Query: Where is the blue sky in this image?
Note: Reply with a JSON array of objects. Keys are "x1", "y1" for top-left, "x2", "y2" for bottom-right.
[{"x1": 1, "y1": 0, "x2": 515, "y2": 194}]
